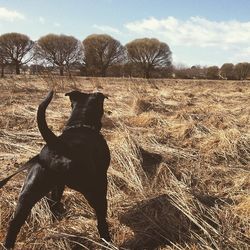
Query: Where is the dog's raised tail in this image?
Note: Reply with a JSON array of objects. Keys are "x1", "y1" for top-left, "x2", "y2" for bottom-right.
[{"x1": 37, "y1": 91, "x2": 58, "y2": 148}]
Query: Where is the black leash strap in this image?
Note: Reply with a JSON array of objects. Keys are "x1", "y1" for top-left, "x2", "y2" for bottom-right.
[{"x1": 0, "y1": 155, "x2": 38, "y2": 189}]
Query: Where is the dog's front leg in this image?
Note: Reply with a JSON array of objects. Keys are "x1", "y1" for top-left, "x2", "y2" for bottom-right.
[
  {"x1": 85, "y1": 192, "x2": 110, "y2": 241},
  {"x1": 80, "y1": 176, "x2": 111, "y2": 242}
]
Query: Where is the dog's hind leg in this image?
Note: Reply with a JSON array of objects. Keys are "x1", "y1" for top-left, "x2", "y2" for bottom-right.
[
  {"x1": 47, "y1": 184, "x2": 65, "y2": 219},
  {"x1": 4, "y1": 196, "x2": 35, "y2": 249},
  {"x1": 4, "y1": 162, "x2": 56, "y2": 249}
]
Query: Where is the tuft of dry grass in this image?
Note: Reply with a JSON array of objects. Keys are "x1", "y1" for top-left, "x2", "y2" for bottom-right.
[{"x1": 0, "y1": 76, "x2": 249, "y2": 249}]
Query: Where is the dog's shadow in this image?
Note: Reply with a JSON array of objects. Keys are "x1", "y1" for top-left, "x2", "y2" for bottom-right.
[{"x1": 119, "y1": 194, "x2": 191, "y2": 250}]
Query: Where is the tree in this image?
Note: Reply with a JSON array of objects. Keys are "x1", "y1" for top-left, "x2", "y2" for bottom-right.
[
  {"x1": 151, "y1": 65, "x2": 173, "y2": 78},
  {"x1": 125, "y1": 38, "x2": 172, "y2": 78},
  {"x1": 189, "y1": 65, "x2": 207, "y2": 79},
  {"x1": 206, "y1": 66, "x2": 219, "y2": 79},
  {"x1": 36, "y1": 34, "x2": 83, "y2": 76},
  {"x1": 29, "y1": 64, "x2": 46, "y2": 75},
  {"x1": 220, "y1": 63, "x2": 235, "y2": 80},
  {"x1": 234, "y1": 62, "x2": 250, "y2": 80},
  {"x1": 0, "y1": 32, "x2": 34, "y2": 74},
  {"x1": 0, "y1": 54, "x2": 7, "y2": 78},
  {"x1": 83, "y1": 34, "x2": 125, "y2": 77},
  {"x1": 173, "y1": 64, "x2": 191, "y2": 79},
  {"x1": 123, "y1": 62, "x2": 144, "y2": 77}
]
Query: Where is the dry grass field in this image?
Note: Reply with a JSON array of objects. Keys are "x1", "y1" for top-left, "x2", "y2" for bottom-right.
[{"x1": 0, "y1": 75, "x2": 249, "y2": 250}]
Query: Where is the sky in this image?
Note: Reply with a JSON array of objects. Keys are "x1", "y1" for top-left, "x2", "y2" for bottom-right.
[{"x1": 0, "y1": 0, "x2": 250, "y2": 67}]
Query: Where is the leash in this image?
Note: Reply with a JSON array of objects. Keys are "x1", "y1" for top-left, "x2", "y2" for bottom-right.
[
  {"x1": 0, "y1": 155, "x2": 39, "y2": 189},
  {"x1": 1, "y1": 124, "x2": 99, "y2": 189}
]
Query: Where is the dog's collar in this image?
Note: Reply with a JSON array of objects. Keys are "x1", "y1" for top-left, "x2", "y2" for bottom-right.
[{"x1": 63, "y1": 124, "x2": 97, "y2": 132}]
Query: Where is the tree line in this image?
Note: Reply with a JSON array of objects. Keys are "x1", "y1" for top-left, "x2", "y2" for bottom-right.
[
  {"x1": 0, "y1": 32, "x2": 249, "y2": 79},
  {"x1": 174, "y1": 63, "x2": 250, "y2": 80},
  {"x1": 0, "y1": 32, "x2": 172, "y2": 78}
]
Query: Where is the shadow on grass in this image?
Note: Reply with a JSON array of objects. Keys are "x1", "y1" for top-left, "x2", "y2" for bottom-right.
[{"x1": 119, "y1": 194, "x2": 191, "y2": 250}]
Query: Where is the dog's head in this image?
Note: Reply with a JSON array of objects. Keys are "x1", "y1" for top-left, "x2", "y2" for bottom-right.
[{"x1": 65, "y1": 90, "x2": 108, "y2": 131}]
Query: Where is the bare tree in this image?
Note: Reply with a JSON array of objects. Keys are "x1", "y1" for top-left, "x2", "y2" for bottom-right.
[
  {"x1": 189, "y1": 65, "x2": 207, "y2": 79},
  {"x1": 83, "y1": 34, "x2": 125, "y2": 77},
  {"x1": 220, "y1": 63, "x2": 235, "y2": 80},
  {"x1": 0, "y1": 53, "x2": 7, "y2": 78},
  {"x1": 206, "y1": 66, "x2": 219, "y2": 79},
  {"x1": 36, "y1": 34, "x2": 83, "y2": 76},
  {"x1": 173, "y1": 65, "x2": 207, "y2": 79},
  {"x1": 126, "y1": 38, "x2": 172, "y2": 78},
  {"x1": 0, "y1": 32, "x2": 34, "y2": 74},
  {"x1": 234, "y1": 62, "x2": 250, "y2": 80}
]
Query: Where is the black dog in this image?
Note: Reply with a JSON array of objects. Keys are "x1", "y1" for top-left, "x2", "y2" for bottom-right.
[{"x1": 2, "y1": 90, "x2": 111, "y2": 249}]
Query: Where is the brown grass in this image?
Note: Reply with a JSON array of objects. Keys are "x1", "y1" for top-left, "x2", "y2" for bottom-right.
[{"x1": 0, "y1": 75, "x2": 249, "y2": 249}]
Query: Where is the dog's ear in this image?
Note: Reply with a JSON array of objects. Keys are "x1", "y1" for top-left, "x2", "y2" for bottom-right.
[
  {"x1": 93, "y1": 92, "x2": 109, "y2": 100},
  {"x1": 65, "y1": 91, "x2": 78, "y2": 97},
  {"x1": 65, "y1": 91, "x2": 82, "y2": 100}
]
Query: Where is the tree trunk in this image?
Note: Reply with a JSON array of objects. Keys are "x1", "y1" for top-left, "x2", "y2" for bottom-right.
[
  {"x1": 101, "y1": 69, "x2": 106, "y2": 77},
  {"x1": 67, "y1": 68, "x2": 72, "y2": 79},
  {"x1": 145, "y1": 69, "x2": 150, "y2": 79},
  {"x1": 65, "y1": 64, "x2": 72, "y2": 79},
  {"x1": 101, "y1": 66, "x2": 107, "y2": 77},
  {"x1": 1, "y1": 66, "x2": 4, "y2": 78},
  {"x1": 59, "y1": 67, "x2": 64, "y2": 76},
  {"x1": 16, "y1": 64, "x2": 20, "y2": 75}
]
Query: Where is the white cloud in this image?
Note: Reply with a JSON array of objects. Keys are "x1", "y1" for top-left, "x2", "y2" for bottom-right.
[
  {"x1": 53, "y1": 22, "x2": 61, "y2": 27},
  {"x1": 230, "y1": 47, "x2": 250, "y2": 63},
  {"x1": 39, "y1": 17, "x2": 45, "y2": 24},
  {"x1": 0, "y1": 7, "x2": 25, "y2": 21},
  {"x1": 93, "y1": 24, "x2": 121, "y2": 34},
  {"x1": 125, "y1": 16, "x2": 250, "y2": 48}
]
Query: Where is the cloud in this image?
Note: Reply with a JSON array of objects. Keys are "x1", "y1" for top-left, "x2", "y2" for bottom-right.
[
  {"x1": 230, "y1": 47, "x2": 250, "y2": 63},
  {"x1": 0, "y1": 7, "x2": 25, "y2": 21},
  {"x1": 125, "y1": 16, "x2": 250, "y2": 49},
  {"x1": 53, "y1": 22, "x2": 61, "y2": 27},
  {"x1": 39, "y1": 17, "x2": 45, "y2": 24},
  {"x1": 93, "y1": 24, "x2": 121, "y2": 34}
]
